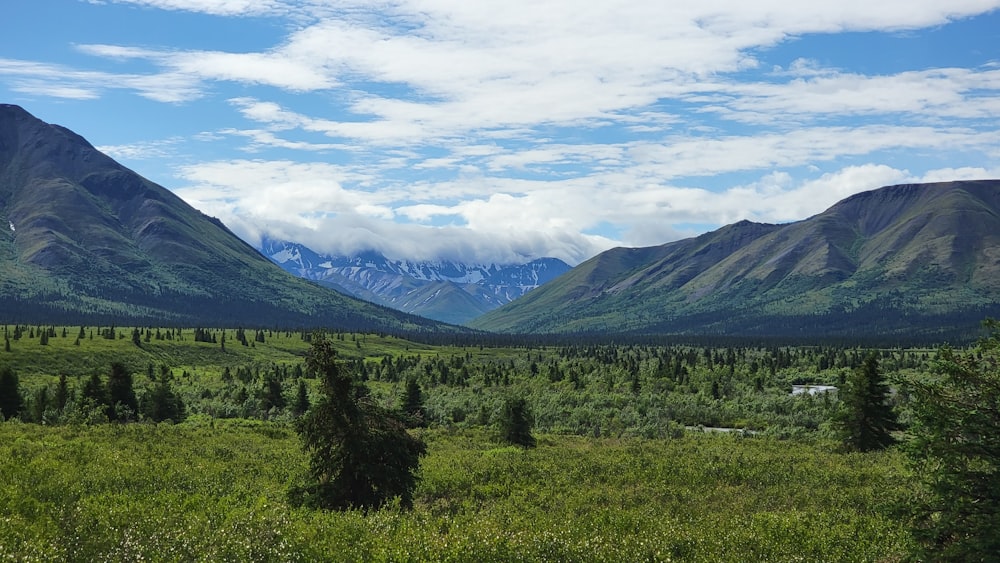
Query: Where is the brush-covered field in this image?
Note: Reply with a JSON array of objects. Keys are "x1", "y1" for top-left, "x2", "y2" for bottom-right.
[
  {"x1": 1, "y1": 326, "x2": 926, "y2": 561},
  {"x1": 1, "y1": 422, "x2": 911, "y2": 562}
]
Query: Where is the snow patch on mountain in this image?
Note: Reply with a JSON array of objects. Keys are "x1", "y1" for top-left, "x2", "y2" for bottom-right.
[
  {"x1": 258, "y1": 235, "x2": 571, "y2": 324},
  {"x1": 270, "y1": 248, "x2": 299, "y2": 264}
]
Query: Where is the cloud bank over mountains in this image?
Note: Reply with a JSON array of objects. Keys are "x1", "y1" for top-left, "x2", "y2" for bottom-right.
[{"x1": 3, "y1": 0, "x2": 999, "y2": 264}]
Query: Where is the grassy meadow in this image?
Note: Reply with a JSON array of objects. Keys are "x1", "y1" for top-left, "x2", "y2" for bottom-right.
[{"x1": 0, "y1": 326, "x2": 926, "y2": 560}]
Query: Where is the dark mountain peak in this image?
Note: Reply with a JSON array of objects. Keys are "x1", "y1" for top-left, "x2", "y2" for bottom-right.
[
  {"x1": 0, "y1": 104, "x2": 92, "y2": 151},
  {"x1": 0, "y1": 104, "x2": 33, "y2": 120},
  {"x1": 0, "y1": 105, "x2": 119, "y2": 194},
  {"x1": 827, "y1": 180, "x2": 1000, "y2": 236},
  {"x1": 729, "y1": 218, "x2": 769, "y2": 228},
  {"x1": 0, "y1": 106, "x2": 446, "y2": 330},
  {"x1": 353, "y1": 248, "x2": 389, "y2": 264}
]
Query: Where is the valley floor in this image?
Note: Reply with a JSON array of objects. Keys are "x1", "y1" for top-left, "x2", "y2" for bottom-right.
[{"x1": 0, "y1": 422, "x2": 910, "y2": 562}]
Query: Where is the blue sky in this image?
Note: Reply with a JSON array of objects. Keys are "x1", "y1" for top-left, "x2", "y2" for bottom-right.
[{"x1": 3, "y1": 1, "x2": 999, "y2": 265}]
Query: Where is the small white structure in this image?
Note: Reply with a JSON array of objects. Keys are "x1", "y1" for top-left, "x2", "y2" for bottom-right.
[{"x1": 791, "y1": 385, "x2": 838, "y2": 396}]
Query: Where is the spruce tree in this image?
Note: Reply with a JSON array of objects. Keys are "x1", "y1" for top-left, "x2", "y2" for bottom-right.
[
  {"x1": 833, "y1": 351, "x2": 898, "y2": 452},
  {"x1": 107, "y1": 362, "x2": 138, "y2": 422},
  {"x1": 0, "y1": 366, "x2": 23, "y2": 420},
  {"x1": 400, "y1": 377, "x2": 427, "y2": 427},
  {"x1": 904, "y1": 321, "x2": 1000, "y2": 561},
  {"x1": 290, "y1": 335, "x2": 426, "y2": 511},
  {"x1": 54, "y1": 374, "x2": 69, "y2": 412},
  {"x1": 500, "y1": 396, "x2": 536, "y2": 448},
  {"x1": 292, "y1": 379, "x2": 310, "y2": 417},
  {"x1": 142, "y1": 367, "x2": 184, "y2": 423},
  {"x1": 30, "y1": 386, "x2": 49, "y2": 423},
  {"x1": 261, "y1": 374, "x2": 286, "y2": 413},
  {"x1": 81, "y1": 372, "x2": 107, "y2": 407}
]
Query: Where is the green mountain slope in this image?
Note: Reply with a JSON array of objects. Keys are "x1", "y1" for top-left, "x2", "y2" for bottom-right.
[
  {"x1": 471, "y1": 180, "x2": 1000, "y2": 338},
  {"x1": 0, "y1": 104, "x2": 448, "y2": 331}
]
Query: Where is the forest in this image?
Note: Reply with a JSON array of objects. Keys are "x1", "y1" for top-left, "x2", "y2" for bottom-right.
[{"x1": 1, "y1": 324, "x2": 997, "y2": 561}]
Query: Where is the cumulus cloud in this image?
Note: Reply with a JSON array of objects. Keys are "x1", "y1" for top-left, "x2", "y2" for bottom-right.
[
  {"x1": 7, "y1": 1, "x2": 999, "y2": 265},
  {"x1": 172, "y1": 155, "x2": 961, "y2": 264}
]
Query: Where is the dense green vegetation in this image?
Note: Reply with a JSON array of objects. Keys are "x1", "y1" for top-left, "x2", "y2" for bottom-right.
[
  {"x1": 4, "y1": 324, "x2": 999, "y2": 560},
  {"x1": 0, "y1": 423, "x2": 911, "y2": 561},
  {"x1": 2, "y1": 324, "x2": 934, "y2": 434},
  {"x1": 902, "y1": 321, "x2": 1000, "y2": 561}
]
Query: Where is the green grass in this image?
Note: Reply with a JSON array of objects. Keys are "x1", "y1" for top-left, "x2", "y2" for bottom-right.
[
  {"x1": 0, "y1": 422, "x2": 912, "y2": 562},
  {"x1": 1, "y1": 327, "x2": 454, "y2": 379}
]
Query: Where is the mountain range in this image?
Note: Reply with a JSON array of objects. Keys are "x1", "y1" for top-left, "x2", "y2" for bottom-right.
[
  {"x1": 471, "y1": 180, "x2": 1000, "y2": 340},
  {"x1": 0, "y1": 104, "x2": 445, "y2": 331},
  {"x1": 259, "y1": 237, "x2": 570, "y2": 325},
  {"x1": 3, "y1": 103, "x2": 998, "y2": 341}
]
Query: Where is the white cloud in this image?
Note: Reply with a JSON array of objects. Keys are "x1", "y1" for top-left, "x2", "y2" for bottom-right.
[
  {"x1": 47, "y1": 2, "x2": 999, "y2": 142},
  {"x1": 8, "y1": 1, "x2": 1000, "y2": 265},
  {"x1": 0, "y1": 57, "x2": 202, "y2": 103},
  {"x1": 173, "y1": 153, "x2": 953, "y2": 264},
  {"x1": 97, "y1": 139, "x2": 182, "y2": 160},
  {"x1": 9, "y1": 81, "x2": 100, "y2": 100},
  {"x1": 713, "y1": 68, "x2": 1000, "y2": 121},
  {"x1": 628, "y1": 126, "x2": 998, "y2": 179},
  {"x1": 917, "y1": 167, "x2": 1000, "y2": 183},
  {"x1": 92, "y1": 0, "x2": 289, "y2": 17},
  {"x1": 170, "y1": 51, "x2": 337, "y2": 91},
  {"x1": 174, "y1": 159, "x2": 384, "y2": 221}
]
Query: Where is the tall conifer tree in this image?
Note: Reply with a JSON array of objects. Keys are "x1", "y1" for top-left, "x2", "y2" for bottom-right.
[
  {"x1": 107, "y1": 362, "x2": 138, "y2": 422},
  {"x1": 0, "y1": 366, "x2": 23, "y2": 420},
  {"x1": 834, "y1": 352, "x2": 898, "y2": 452}
]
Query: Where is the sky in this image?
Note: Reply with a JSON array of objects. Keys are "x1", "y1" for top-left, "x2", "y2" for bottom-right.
[{"x1": 2, "y1": 1, "x2": 1000, "y2": 266}]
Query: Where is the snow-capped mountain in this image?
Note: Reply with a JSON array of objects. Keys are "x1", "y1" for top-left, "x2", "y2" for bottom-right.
[{"x1": 259, "y1": 237, "x2": 571, "y2": 325}]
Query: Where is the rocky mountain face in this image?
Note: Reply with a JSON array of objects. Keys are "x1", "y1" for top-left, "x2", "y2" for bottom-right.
[
  {"x1": 0, "y1": 104, "x2": 446, "y2": 331},
  {"x1": 471, "y1": 180, "x2": 1000, "y2": 340},
  {"x1": 260, "y1": 237, "x2": 571, "y2": 325}
]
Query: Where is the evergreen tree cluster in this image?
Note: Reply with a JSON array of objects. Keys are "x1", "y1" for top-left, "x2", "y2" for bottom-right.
[
  {"x1": 0, "y1": 358, "x2": 184, "y2": 424},
  {"x1": 903, "y1": 320, "x2": 1000, "y2": 561}
]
